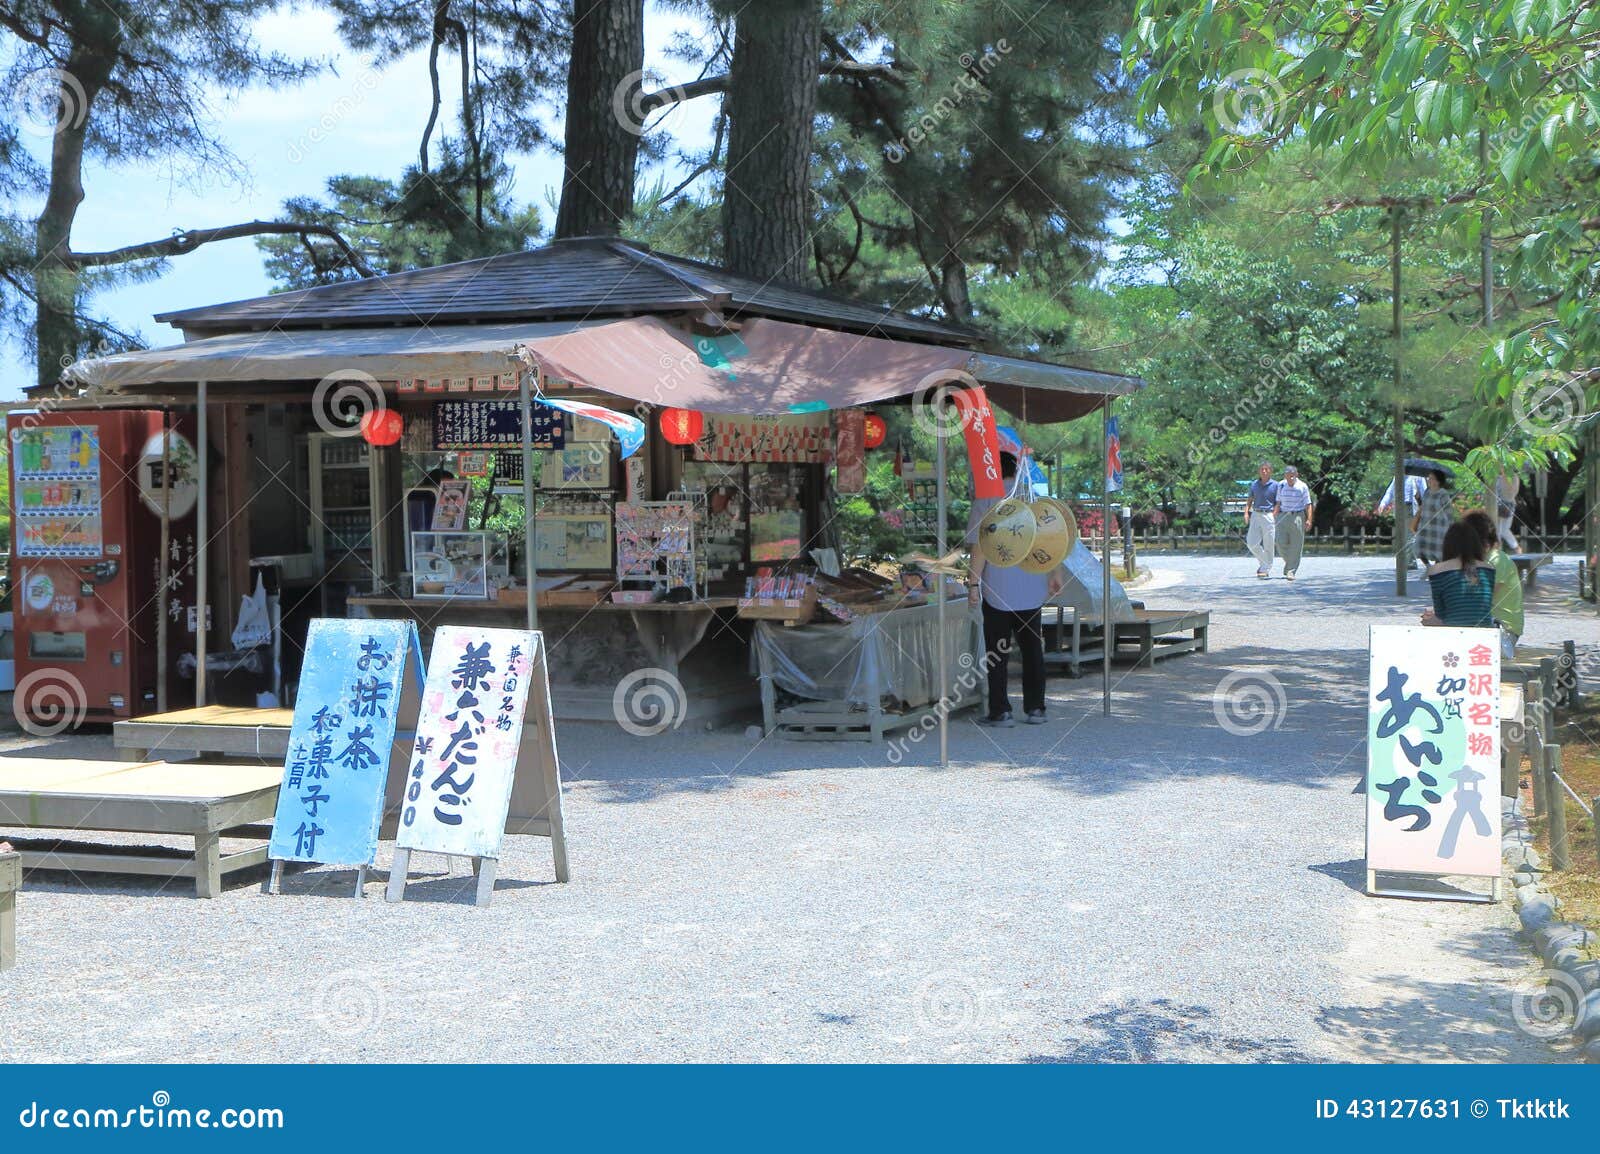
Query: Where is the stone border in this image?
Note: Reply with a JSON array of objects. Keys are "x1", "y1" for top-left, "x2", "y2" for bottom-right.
[{"x1": 1502, "y1": 797, "x2": 1600, "y2": 1061}]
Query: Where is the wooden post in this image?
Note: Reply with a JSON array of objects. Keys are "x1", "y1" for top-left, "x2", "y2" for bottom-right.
[
  {"x1": 1102, "y1": 399, "x2": 1112, "y2": 718},
  {"x1": 196, "y1": 379, "x2": 209, "y2": 706},
  {"x1": 935, "y1": 401, "x2": 947, "y2": 767},
  {"x1": 1547, "y1": 744, "x2": 1571, "y2": 871},
  {"x1": 0, "y1": 851, "x2": 17, "y2": 971},
  {"x1": 1391, "y1": 207, "x2": 1407, "y2": 596},
  {"x1": 1527, "y1": 703, "x2": 1547, "y2": 820},
  {"x1": 157, "y1": 414, "x2": 171, "y2": 713},
  {"x1": 1562, "y1": 639, "x2": 1578, "y2": 709},
  {"x1": 1500, "y1": 722, "x2": 1520, "y2": 799},
  {"x1": 385, "y1": 847, "x2": 411, "y2": 902},
  {"x1": 519, "y1": 368, "x2": 538, "y2": 633}
]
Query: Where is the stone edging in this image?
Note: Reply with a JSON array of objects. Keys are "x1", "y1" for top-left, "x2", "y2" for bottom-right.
[{"x1": 1502, "y1": 797, "x2": 1600, "y2": 1061}]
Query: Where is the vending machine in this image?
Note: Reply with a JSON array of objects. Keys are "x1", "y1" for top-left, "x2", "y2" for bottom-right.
[{"x1": 9, "y1": 410, "x2": 200, "y2": 723}]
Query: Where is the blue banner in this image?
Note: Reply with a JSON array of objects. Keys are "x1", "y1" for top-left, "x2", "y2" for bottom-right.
[
  {"x1": 266, "y1": 618, "x2": 422, "y2": 867},
  {"x1": 1106, "y1": 414, "x2": 1123, "y2": 493},
  {"x1": 2, "y1": 1064, "x2": 1592, "y2": 1151}
]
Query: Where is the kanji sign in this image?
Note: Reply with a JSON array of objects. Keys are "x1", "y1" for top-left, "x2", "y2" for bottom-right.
[
  {"x1": 267, "y1": 619, "x2": 422, "y2": 867},
  {"x1": 397, "y1": 626, "x2": 538, "y2": 859},
  {"x1": 1366, "y1": 625, "x2": 1501, "y2": 888}
]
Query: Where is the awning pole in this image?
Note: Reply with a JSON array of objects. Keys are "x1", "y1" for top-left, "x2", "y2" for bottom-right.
[
  {"x1": 520, "y1": 367, "x2": 538, "y2": 633},
  {"x1": 157, "y1": 412, "x2": 171, "y2": 713},
  {"x1": 196, "y1": 379, "x2": 209, "y2": 707},
  {"x1": 1102, "y1": 398, "x2": 1112, "y2": 718},
  {"x1": 936, "y1": 409, "x2": 949, "y2": 768}
]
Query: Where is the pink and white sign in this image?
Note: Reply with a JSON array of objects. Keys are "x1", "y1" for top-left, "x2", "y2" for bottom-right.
[
  {"x1": 1366, "y1": 625, "x2": 1501, "y2": 884},
  {"x1": 398, "y1": 626, "x2": 538, "y2": 859}
]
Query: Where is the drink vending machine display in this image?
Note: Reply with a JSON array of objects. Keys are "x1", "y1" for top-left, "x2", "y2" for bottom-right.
[{"x1": 8, "y1": 410, "x2": 201, "y2": 723}]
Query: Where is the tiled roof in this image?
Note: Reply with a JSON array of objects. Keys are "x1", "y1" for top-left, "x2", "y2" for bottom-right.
[{"x1": 156, "y1": 238, "x2": 978, "y2": 346}]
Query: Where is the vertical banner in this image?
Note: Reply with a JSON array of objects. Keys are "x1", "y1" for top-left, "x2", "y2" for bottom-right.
[
  {"x1": 267, "y1": 619, "x2": 422, "y2": 868},
  {"x1": 1366, "y1": 625, "x2": 1501, "y2": 891},
  {"x1": 399, "y1": 626, "x2": 537, "y2": 860},
  {"x1": 834, "y1": 409, "x2": 865, "y2": 494},
  {"x1": 952, "y1": 387, "x2": 1004, "y2": 499},
  {"x1": 1105, "y1": 415, "x2": 1123, "y2": 493}
]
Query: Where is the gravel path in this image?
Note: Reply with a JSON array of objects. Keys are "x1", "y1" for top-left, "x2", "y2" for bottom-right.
[{"x1": 0, "y1": 553, "x2": 1587, "y2": 1062}]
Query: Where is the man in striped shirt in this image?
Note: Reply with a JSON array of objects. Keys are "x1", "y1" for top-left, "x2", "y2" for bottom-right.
[{"x1": 1273, "y1": 465, "x2": 1315, "y2": 580}]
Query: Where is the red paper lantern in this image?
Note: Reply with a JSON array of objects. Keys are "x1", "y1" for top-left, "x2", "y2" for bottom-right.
[
  {"x1": 359, "y1": 408, "x2": 404, "y2": 447},
  {"x1": 660, "y1": 407, "x2": 705, "y2": 446},
  {"x1": 863, "y1": 412, "x2": 887, "y2": 449}
]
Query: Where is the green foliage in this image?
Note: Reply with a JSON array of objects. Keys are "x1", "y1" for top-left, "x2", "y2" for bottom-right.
[
  {"x1": 258, "y1": 141, "x2": 541, "y2": 288},
  {"x1": 1128, "y1": 0, "x2": 1600, "y2": 467}
]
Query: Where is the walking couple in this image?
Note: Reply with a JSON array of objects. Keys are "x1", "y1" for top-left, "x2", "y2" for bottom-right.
[{"x1": 1244, "y1": 461, "x2": 1316, "y2": 580}]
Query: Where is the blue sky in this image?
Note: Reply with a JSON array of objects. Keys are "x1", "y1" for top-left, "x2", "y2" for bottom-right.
[{"x1": 4, "y1": 3, "x2": 717, "y2": 399}]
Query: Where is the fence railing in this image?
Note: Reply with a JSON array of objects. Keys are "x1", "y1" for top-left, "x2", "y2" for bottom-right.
[
  {"x1": 1518, "y1": 652, "x2": 1598, "y2": 872},
  {"x1": 1088, "y1": 526, "x2": 1582, "y2": 557}
]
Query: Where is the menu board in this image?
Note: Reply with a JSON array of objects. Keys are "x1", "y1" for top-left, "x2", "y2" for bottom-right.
[
  {"x1": 432, "y1": 400, "x2": 564, "y2": 451},
  {"x1": 12, "y1": 426, "x2": 103, "y2": 557}
]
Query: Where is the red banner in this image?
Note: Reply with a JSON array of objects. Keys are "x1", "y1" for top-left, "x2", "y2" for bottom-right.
[
  {"x1": 834, "y1": 410, "x2": 865, "y2": 494},
  {"x1": 952, "y1": 387, "x2": 1004, "y2": 499}
]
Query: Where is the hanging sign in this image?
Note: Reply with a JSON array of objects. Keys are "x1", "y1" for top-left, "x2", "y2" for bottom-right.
[
  {"x1": 432, "y1": 400, "x2": 564, "y2": 451},
  {"x1": 1365, "y1": 625, "x2": 1501, "y2": 897},
  {"x1": 951, "y1": 387, "x2": 1004, "y2": 499},
  {"x1": 693, "y1": 413, "x2": 831, "y2": 464},
  {"x1": 834, "y1": 410, "x2": 866, "y2": 493},
  {"x1": 266, "y1": 619, "x2": 423, "y2": 875},
  {"x1": 1106, "y1": 415, "x2": 1123, "y2": 493}
]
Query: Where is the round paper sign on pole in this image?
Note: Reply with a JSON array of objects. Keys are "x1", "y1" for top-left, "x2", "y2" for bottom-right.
[
  {"x1": 977, "y1": 498, "x2": 1038, "y2": 567},
  {"x1": 1019, "y1": 498, "x2": 1078, "y2": 573}
]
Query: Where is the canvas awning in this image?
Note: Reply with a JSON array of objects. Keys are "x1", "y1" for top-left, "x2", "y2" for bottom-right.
[{"x1": 57, "y1": 315, "x2": 1138, "y2": 420}]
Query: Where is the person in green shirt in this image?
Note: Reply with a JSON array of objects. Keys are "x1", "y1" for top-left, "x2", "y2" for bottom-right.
[{"x1": 1463, "y1": 508, "x2": 1523, "y2": 657}]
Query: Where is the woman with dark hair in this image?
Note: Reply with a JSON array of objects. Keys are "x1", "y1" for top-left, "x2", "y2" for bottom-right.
[
  {"x1": 1461, "y1": 507, "x2": 1524, "y2": 656},
  {"x1": 1421, "y1": 520, "x2": 1496, "y2": 628},
  {"x1": 1410, "y1": 469, "x2": 1455, "y2": 567}
]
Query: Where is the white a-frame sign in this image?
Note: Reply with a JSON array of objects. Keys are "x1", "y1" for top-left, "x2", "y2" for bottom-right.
[{"x1": 386, "y1": 626, "x2": 568, "y2": 906}]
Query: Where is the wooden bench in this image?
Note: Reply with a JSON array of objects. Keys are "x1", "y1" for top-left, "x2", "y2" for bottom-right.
[
  {"x1": 114, "y1": 705, "x2": 295, "y2": 760},
  {"x1": 1043, "y1": 606, "x2": 1211, "y2": 673},
  {"x1": 0, "y1": 849, "x2": 17, "y2": 970},
  {"x1": 0, "y1": 759, "x2": 280, "y2": 898}
]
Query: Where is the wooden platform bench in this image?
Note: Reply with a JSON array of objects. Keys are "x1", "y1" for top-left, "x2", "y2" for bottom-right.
[
  {"x1": 0, "y1": 848, "x2": 17, "y2": 970},
  {"x1": 0, "y1": 759, "x2": 280, "y2": 898},
  {"x1": 759, "y1": 690, "x2": 982, "y2": 742},
  {"x1": 1044, "y1": 607, "x2": 1211, "y2": 673}
]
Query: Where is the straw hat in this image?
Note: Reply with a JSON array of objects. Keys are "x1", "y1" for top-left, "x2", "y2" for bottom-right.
[
  {"x1": 1019, "y1": 498, "x2": 1077, "y2": 573},
  {"x1": 977, "y1": 498, "x2": 1038, "y2": 567}
]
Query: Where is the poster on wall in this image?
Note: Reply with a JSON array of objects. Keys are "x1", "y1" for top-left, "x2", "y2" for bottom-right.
[
  {"x1": 834, "y1": 409, "x2": 865, "y2": 494},
  {"x1": 693, "y1": 413, "x2": 831, "y2": 464},
  {"x1": 266, "y1": 619, "x2": 423, "y2": 875},
  {"x1": 1365, "y1": 624, "x2": 1501, "y2": 898},
  {"x1": 431, "y1": 478, "x2": 471, "y2": 530}
]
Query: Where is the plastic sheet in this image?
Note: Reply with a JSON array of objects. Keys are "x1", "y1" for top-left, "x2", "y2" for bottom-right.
[{"x1": 752, "y1": 601, "x2": 982, "y2": 710}]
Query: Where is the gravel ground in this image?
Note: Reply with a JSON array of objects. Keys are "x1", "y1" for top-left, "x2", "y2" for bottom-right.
[{"x1": 0, "y1": 553, "x2": 1588, "y2": 1063}]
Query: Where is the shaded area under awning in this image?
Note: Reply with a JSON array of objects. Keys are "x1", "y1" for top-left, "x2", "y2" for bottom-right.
[{"x1": 56, "y1": 315, "x2": 1139, "y2": 421}]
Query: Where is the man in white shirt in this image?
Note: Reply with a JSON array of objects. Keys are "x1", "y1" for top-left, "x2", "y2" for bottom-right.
[
  {"x1": 1273, "y1": 465, "x2": 1315, "y2": 580},
  {"x1": 1378, "y1": 473, "x2": 1426, "y2": 567}
]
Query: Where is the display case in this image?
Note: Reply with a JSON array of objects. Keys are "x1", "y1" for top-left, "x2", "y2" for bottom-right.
[
  {"x1": 309, "y1": 432, "x2": 387, "y2": 617},
  {"x1": 410, "y1": 531, "x2": 508, "y2": 599}
]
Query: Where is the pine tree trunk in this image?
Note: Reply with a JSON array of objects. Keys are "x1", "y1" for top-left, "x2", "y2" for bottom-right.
[
  {"x1": 34, "y1": 41, "x2": 117, "y2": 388},
  {"x1": 721, "y1": 0, "x2": 820, "y2": 283},
  {"x1": 554, "y1": 0, "x2": 644, "y2": 239}
]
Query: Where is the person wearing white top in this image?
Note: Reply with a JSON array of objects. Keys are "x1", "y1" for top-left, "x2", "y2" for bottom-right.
[{"x1": 1273, "y1": 466, "x2": 1315, "y2": 580}]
